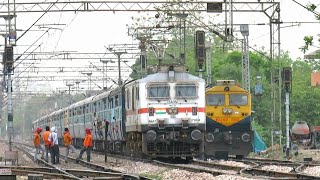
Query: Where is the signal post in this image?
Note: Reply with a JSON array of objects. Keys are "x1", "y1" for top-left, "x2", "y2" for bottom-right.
[
  {"x1": 283, "y1": 67, "x2": 292, "y2": 159},
  {"x1": 195, "y1": 30, "x2": 206, "y2": 78},
  {"x1": 3, "y1": 46, "x2": 14, "y2": 151}
]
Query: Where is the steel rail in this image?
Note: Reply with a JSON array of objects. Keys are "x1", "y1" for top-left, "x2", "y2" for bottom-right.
[{"x1": 13, "y1": 141, "x2": 151, "y2": 180}]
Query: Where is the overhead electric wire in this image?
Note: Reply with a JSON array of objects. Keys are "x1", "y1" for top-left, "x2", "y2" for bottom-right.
[
  {"x1": 16, "y1": 0, "x2": 60, "y2": 42},
  {"x1": 292, "y1": 0, "x2": 320, "y2": 17}
]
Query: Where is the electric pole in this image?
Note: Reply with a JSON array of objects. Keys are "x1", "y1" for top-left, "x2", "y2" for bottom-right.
[
  {"x1": 240, "y1": 24, "x2": 250, "y2": 92},
  {"x1": 283, "y1": 67, "x2": 292, "y2": 159}
]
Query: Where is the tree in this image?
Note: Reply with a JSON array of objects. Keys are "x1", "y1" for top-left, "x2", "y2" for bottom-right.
[{"x1": 295, "y1": 2, "x2": 320, "y2": 54}]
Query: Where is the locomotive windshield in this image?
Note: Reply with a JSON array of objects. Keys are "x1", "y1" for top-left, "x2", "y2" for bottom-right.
[
  {"x1": 229, "y1": 94, "x2": 248, "y2": 106},
  {"x1": 206, "y1": 94, "x2": 225, "y2": 106},
  {"x1": 175, "y1": 84, "x2": 197, "y2": 99},
  {"x1": 147, "y1": 85, "x2": 170, "y2": 99}
]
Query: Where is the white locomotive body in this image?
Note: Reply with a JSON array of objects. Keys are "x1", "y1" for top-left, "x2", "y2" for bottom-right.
[{"x1": 33, "y1": 65, "x2": 206, "y2": 158}]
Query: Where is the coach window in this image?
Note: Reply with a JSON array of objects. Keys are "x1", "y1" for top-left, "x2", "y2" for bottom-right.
[
  {"x1": 229, "y1": 94, "x2": 248, "y2": 106},
  {"x1": 132, "y1": 87, "x2": 135, "y2": 110},
  {"x1": 147, "y1": 84, "x2": 170, "y2": 99},
  {"x1": 93, "y1": 102, "x2": 96, "y2": 113},
  {"x1": 126, "y1": 89, "x2": 131, "y2": 110},
  {"x1": 206, "y1": 94, "x2": 225, "y2": 106},
  {"x1": 175, "y1": 83, "x2": 197, "y2": 99},
  {"x1": 136, "y1": 87, "x2": 139, "y2": 100},
  {"x1": 109, "y1": 97, "x2": 114, "y2": 109},
  {"x1": 103, "y1": 98, "x2": 107, "y2": 109},
  {"x1": 115, "y1": 95, "x2": 119, "y2": 107}
]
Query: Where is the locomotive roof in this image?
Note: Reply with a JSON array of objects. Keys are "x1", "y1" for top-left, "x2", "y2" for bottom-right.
[
  {"x1": 206, "y1": 84, "x2": 248, "y2": 93},
  {"x1": 137, "y1": 72, "x2": 205, "y2": 83}
]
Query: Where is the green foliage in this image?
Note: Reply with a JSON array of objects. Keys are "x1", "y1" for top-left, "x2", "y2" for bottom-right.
[
  {"x1": 252, "y1": 120, "x2": 268, "y2": 142},
  {"x1": 300, "y1": 3, "x2": 320, "y2": 54},
  {"x1": 306, "y1": 3, "x2": 317, "y2": 12},
  {"x1": 300, "y1": 36, "x2": 314, "y2": 53}
]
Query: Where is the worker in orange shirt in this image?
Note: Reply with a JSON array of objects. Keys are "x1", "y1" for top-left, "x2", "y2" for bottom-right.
[
  {"x1": 76, "y1": 128, "x2": 92, "y2": 163},
  {"x1": 33, "y1": 127, "x2": 44, "y2": 161},
  {"x1": 63, "y1": 127, "x2": 76, "y2": 162},
  {"x1": 42, "y1": 126, "x2": 50, "y2": 162}
]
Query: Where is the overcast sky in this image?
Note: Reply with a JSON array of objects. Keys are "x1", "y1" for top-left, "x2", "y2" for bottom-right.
[{"x1": 1, "y1": 0, "x2": 320, "y2": 93}]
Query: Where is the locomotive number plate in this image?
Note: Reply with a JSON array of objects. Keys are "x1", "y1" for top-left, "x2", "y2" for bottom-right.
[{"x1": 216, "y1": 117, "x2": 239, "y2": 121}]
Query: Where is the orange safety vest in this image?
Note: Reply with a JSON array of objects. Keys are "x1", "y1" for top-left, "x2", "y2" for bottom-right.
[
  {"x1": 63, "y1": 132, "x2": 72, "y2": 146},
  {"x1": 34, "y1": 133, "x2": 40, "y2": 147},
  {"x1": 42, "y1": 131, "x2": 51, "y2": 146},
  {"x1": 83, "y1": 134, "x2": 92, "y2": 148}
]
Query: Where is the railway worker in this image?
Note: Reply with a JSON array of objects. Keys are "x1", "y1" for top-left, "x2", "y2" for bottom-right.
[
  {"x1": 33, "y1": 127, "x2": 44, "y2": 161},
  {"x1": 63, "y1": 127, "x2": 76, "y2": 162},
  {"x1": 76, "y1": 128, "x2": 93, "y2": 163},
  {"x1": 42, "y1": 126, "x2": 51, "y2": 162},
  {"x1": 48, "y1": 127, "x2": 60, "y2": 164}
]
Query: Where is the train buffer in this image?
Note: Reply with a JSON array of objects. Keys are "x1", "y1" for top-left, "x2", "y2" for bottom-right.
[{"x1": 4, "y1": 150, "x2": 18, "y2": 165}]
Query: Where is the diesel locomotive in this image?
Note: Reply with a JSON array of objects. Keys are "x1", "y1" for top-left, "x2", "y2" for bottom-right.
[{"x1": 204, "y1": 80, "x2": 253, "y2": 159}]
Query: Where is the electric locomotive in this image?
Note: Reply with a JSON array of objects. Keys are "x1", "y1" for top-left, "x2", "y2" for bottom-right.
[
  {"x1": 204, "y1": 80, "x2": 253, "y2": 159},
  {"x1": 33, "y1": 65, "x2": 206, "y2": 159}
]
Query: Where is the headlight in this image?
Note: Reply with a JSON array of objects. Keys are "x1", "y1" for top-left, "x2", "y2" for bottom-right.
[
  {"x1": 241, "y1": 133, "x2": 250, "y2": 142},
  {"x1": 206, "y1": 133, "x2": 214, "y2": 142},
  {"x1": 146, "y1": 130, "x2": 157, "y2": 142},
  {"x1": 172, "y1": 107, "x2": 178, "y2": 114},
  {"x1": 191, "y1": 129, "x2": 202, "y2": 141},
  {"x1": 223, "y1": 108, "x2": 232, "y2": 114},
  {"x1": 167, "y1": 107, "x2": 178, "y2": 115}
]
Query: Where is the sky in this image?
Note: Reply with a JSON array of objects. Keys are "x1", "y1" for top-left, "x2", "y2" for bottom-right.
[{"x1": 1, "y1": 0, "x2": 320, "y2": 94}]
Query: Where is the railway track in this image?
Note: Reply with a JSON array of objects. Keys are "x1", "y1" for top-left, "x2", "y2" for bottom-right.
[
  {"x1": 228, "y1": 156, "x2": 320, "y2": 179},
  {"x1": 79, "y1": 147, "x2": 320, "y2": 179},
  {"x1": 152, "y1": 158, "x2": 320, "y2": 179},
  {"x1": 7, "y1": 140, "x2": 320, "y2": 179},
  {"x1": 6, "y1": 141, "x2": 151, "y2": 179}
]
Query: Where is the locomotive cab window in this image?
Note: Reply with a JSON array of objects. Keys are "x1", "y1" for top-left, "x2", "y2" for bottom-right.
[
  {"x1": 175, "y1": 84, "x2": 197, "y2": 99},
  {"x1": 206, "y1": 94, "x2": 225, "y2": 106},
  {"x1": 229, "y1": 94, "x2": 248, "y2": 106},
  {"x1": 147, "y1": 84, "x2": 170, "y2": 99}
]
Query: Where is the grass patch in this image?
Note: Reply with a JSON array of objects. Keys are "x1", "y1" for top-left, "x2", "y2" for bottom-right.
[{"x1": 139, "y1": 168, "x2": 171, "y2": 180}]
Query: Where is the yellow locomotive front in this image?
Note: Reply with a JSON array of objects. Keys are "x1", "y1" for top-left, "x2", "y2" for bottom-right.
[{"x1": 204, "y1": 80, "x2": 253, "y2": 159}]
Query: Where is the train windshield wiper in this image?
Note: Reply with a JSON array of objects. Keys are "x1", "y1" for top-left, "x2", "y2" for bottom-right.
[{"x1": 178, "y1": 90, "x2": 187, "y2": 102}]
